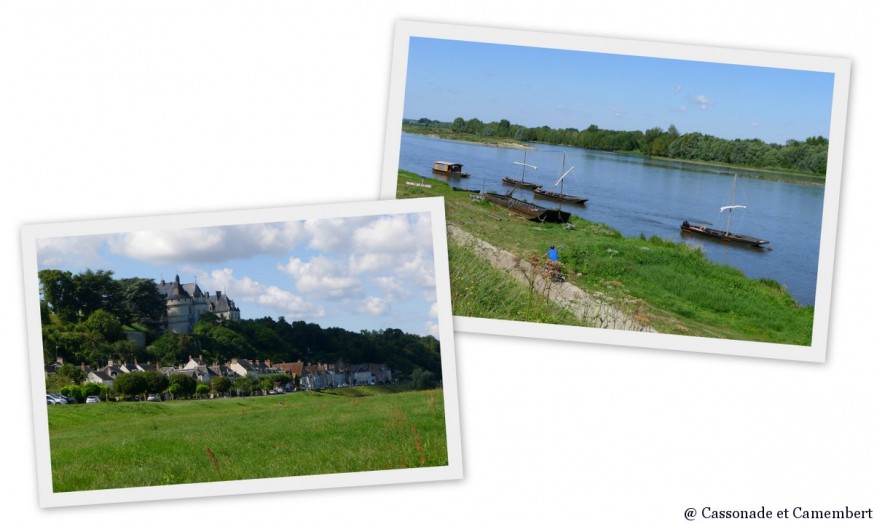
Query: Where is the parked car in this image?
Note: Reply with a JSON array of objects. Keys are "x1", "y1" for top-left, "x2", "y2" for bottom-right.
[
  {"x1": 147, "y1": 394, "x2": 161, "y2": 402},
  {"x1": 85, "y1": 395, "x2": 100, "y2": 404},
  {"x1": 46, "y1": 394, "x2": 68, "y2": 405}
]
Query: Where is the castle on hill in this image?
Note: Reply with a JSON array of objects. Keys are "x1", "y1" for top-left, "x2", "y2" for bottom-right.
[{"x1": 157, "y1": 275, "x2": 240, "y2": 334}]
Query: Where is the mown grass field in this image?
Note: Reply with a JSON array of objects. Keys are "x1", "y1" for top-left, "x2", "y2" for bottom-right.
[
  {"x1": 398, "y1": 170, "x2": 813, "y2": 345},
  {"x1": 47, "y1": 387, "x2": 448, "y2": 492}
]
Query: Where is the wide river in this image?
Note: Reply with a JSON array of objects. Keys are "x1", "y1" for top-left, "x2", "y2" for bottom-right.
[{"x1": 398, "y1": 132, "x2": 825, "y2": 306}]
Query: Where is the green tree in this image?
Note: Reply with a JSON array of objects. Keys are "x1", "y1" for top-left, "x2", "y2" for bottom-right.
[
  {"x1": 211, "y1": 376, "x2": 232, "y2": 396},
  {"x1": 169, "y1": 374, "x2": 197, "y2": 398},
  {"x1": 73, "y1": 269, "x2": 123, "y2": 320},
  {"x1": 118, "y1": 277, "x2": 167, "y2": 332},
  {"x1": 196, "y1": 383, "x2": 211, "y2": 398},
  {"x1": 411, "y1": 368, "x2": 437, "y2": 390},
  {"x1": 38, "y1": 269, "x2": 78, "y2": 322},
  {"x1": 142, "y1": 371, "x2": 169, "y2": 394},
  {"x1": 57, "y1": 363, "x2": 87, "y2": 385},
  {"x1": 114, "y1": 372, "x2": 149, "y2": 399},
  {"x1": 81, "y1": 382, "x2": 102, "y2": 398},
  {"x1": 60, "y1": 384, "x2": 84, "y2": 403},
  {"x1": 147, "y1": 332, "x2": 198, "y2": 367},
  {"x1": 81, "y1": 309, "x2": 125, "y2": 343}
]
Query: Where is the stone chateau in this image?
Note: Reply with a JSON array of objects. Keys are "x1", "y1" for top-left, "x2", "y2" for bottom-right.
[{"x1": 157, "y1": 275, "x2": 240, "y2": 334}]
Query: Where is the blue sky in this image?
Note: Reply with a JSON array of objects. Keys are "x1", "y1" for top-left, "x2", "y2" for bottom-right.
[
  {"x1": 35, "y1": 213, "x2": 440, "y2": 338},
  {"x1": 403, "y1": 38, "x2": 835, "y2": 145}
]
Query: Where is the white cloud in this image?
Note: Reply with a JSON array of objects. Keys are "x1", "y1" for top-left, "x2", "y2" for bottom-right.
[
  {"x1": 108, "y1": 222, "x2": 305, "y2": 264},
  {"x1": 691, "y1": 94, "x2": 714, "y2": 110},
  {"x1": 355, "y1": 296, "x2": 388, "y2": 316},
  {"x1": 348, "y1": 253, "x2": 395, "y2": 274},
  {"x1": 278, "y1": 255, "x2": 361, "y2": 298},
  {"x1": 373, "y1": 276, "x2": 412, "y2": 300},
  {"x1": 197, "y1": 267, "x2": 324, "y2": 318},
  {"x1": 352, "y1": 214, "x2": 419, "y2": 253},
  {"x1": 37, "y1": 236, "x2": 106, "y2": 269}
]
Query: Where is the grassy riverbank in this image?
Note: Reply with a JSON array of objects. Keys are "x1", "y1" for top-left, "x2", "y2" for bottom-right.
[
  {"x1": 402, "y1": 125, "x2": 532, "y2": 149},
  {"x1": 449, "y1": 241, "x2": 589, "y2": 326},
  {"x1": 398, "y1": 170, "x2": 813, "y2": 345},
  {"x1": 47, "y1": 387, "x2": 448, "y2": 492}
]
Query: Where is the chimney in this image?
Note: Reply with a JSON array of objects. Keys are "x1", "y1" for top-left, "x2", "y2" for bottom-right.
[
  {"x1": 265, "y1": 359, "x2": 271, "y2": 368},
  {"x1": 216, "y1": 291, "x2": 221, "y2": 299},
  {"x1": 80, "y1": 362, "x2": 86, "y2": 371}
]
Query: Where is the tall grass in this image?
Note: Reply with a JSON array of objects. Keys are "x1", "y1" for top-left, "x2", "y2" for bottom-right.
[
  {"x1": 448, "y1": 242, "x2": 587, "y2": 326},
  {"x1": 47, "y1": 387, "x2": 448, "y2": 492}
]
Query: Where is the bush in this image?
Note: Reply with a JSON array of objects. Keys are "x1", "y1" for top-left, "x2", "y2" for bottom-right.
[
  {"x1": 60, "y1": 385, "x2": 84, "y2": 403},
  {"x1": 81, "y1": 382, "x2": 102, "y2": 398},
  {"x1": 196, "y1": 384, "x2": 211, "y2": 398}
]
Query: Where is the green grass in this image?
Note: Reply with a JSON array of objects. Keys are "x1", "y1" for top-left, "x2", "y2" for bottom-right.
[
  {"x1": 449, "y1": 242, "x2": 589, "y2": 326},
  {"x1": 398, "y1": 170, "x2": 813, "y2": 345},
  {"x1": 47, "y1": 387, "x2": 448, "y2": 492}
]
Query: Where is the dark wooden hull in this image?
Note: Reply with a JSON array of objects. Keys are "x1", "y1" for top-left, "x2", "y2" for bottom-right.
[
  {"x1": 681, "y1": 224, "x2": 769, "y2": 247},
  {"x1": 484, "y1": 192, "x2": 571, "y2": 223},
  {"x1": 533, "y1": 188, "x2": 588, "y2": 205},
  {"x1": 451, "y1": 186, "x2": 481, "y2": 193},
  {"x1": 502, "y1": 177, "x2": 542, "y2": 190},
  {"x1": 432, "y1": 168, "x2": 470, "y2": 178}
]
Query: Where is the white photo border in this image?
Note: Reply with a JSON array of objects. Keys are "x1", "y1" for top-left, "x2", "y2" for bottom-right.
[
  {"x1": 22, "y1": 196, "x2": 463, "y2": 507},
  {"x1": 380, "y1": 20, "x2": 851, "y2": 363}
]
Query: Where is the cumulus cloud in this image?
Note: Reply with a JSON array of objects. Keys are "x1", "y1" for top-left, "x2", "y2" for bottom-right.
[
  {"x1": 373, "y1": 276, "x2": 412, "y2": 300},
  {"x1": 277, "y1": 255, "x2": 361, "y2": 298},
  {"x1": 108, "y1": 222, "x2": 305, "y2": 264},
  {"x1": 37, "y1": 235, "x2": 106, "y2": 269},
  {"x1": 196, "y1": 267, "x2": 324, "y2": 318},
  {"x1": 355, "y1": 296, "x2": 389, "y2": 316},
  {"x1": 352, "y1": 214, "x2": 420, "y2": 253}
]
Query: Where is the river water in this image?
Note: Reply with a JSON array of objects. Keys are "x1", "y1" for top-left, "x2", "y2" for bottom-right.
[{"x1": 398, "y1": 132, "x2": 825, "y2": 306}]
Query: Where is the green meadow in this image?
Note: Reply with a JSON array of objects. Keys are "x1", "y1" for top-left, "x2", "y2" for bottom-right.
[{"x1": 47, "y1": 387, "x2": 448, "y2": 492}]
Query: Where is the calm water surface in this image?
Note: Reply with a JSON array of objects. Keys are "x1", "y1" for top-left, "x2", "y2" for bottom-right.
[{"x1": 398, "y1": 133, "x2": 824, "y2": 306}]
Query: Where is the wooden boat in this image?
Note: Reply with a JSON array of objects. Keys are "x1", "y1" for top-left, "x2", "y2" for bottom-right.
[
  {"x1": 483, "y1": 192, "x2": 571, "y2": 223},
  {"x1": 681, "y1": 222, "x2": 769, "y2": 247},
  {"x1": 451, "y1": 186, "x2": 481, "y2": 193},
  {"x1": 502, "y1": 151, "x2": 542, "y2": 190},
  {"x1": 432, "y1": 161, "x2": 470, "y2": 178},
  {"x1": 533, "y1": 187, "x2": 588, "y2": 205},
  {"x1": 502, "y1": 177, "x2": 541, "y2": 190},
  {"x1": 533, "y1": 152, "x2": 588, "y2": 204},
  {"x1": 680, "y1": 175, "x2": 769, "y2": 247}
]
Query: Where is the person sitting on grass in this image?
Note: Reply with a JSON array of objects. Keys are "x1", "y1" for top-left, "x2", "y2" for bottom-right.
[{"x1": 547, "y1": 245, "x2": 559, "y2": 262}]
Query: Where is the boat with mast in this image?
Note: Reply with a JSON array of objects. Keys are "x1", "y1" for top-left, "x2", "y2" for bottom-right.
[
  {"x1": 533, "y1": 152, "x2": 588, "y2": 205},
  {"x1": 502, "y1": 151, "x2": 542, "y2": 191},
  {"x1": 681, "y1": 174, "x2": 769, "y2": 247}
]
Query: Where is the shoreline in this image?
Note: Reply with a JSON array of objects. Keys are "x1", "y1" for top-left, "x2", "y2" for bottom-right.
[{"x1": 402, "y1": 129, "x2": 824, "y2": 186}]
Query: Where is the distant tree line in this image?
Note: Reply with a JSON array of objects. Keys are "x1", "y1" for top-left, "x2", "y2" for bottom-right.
[
  {"x1": 404, "y1": 117, "x2": 829, "y2": 176},
  {"x1": 39, "y1": 269, "x2": 442, "y2": 379}
]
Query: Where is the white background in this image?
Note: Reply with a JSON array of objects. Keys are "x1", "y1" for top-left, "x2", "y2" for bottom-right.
[{"x1": 1, "y1": 1, "x2": 870, "y2": 521}]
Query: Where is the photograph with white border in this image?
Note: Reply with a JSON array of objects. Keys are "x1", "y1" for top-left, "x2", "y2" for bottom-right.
[
  {"x1": 381, "y1": 20, "x2": 850, "y2": 362},
  {"x1": 22, "y1": 197, "x2": 462, "y2": 507}
]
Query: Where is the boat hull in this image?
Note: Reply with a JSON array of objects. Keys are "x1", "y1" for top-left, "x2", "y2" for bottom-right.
[
  {"x1": 501, "y1": 177, "x2": 541, "y2": 190},
  {"x1": 432, "y1": 168, "x2": 470, "y2": 178},
  {"x1": 533, "y1": 188, "x2": 588, "y2": 205},
  {"x1": 681, "y1": 224, "x2": 769, "y2": 247},
  {"x1": 484, "y1": 192, "x2": 571, "y2": 223}
]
